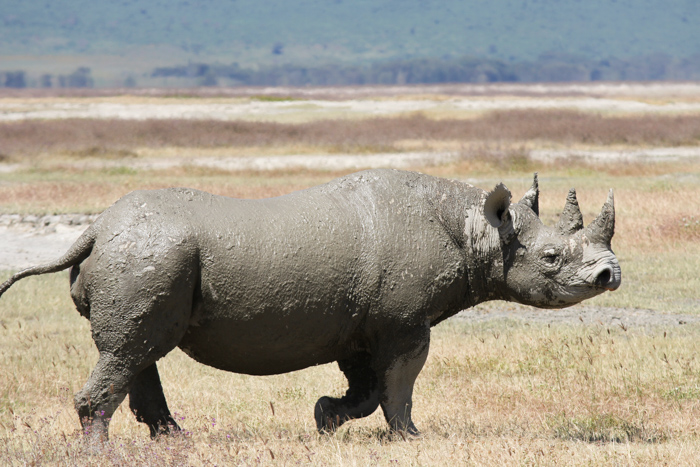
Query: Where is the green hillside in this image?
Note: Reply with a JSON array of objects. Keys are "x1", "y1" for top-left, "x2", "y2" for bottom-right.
[{"x1": 2, "y1": 0, "x2": 699, "y2": 65}]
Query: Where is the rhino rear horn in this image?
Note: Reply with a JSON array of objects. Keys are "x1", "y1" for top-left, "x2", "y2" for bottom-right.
[
  {"x1": 484, "y1": 183, "x2": 516, "y2": 244},
  {"x1": 556, "y1": 188, "x2": 584, "y2": 235},
  {"x1": 518, "y1": 173, "x2": 539, "y2": 216},
  {"x1": 585, "y1": 189, "x2": 615, "y2": 245}
]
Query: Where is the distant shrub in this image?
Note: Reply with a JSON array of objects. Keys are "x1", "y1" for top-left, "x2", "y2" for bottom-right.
[
  {"x1": 2, "y1": 70, "x2": 26, "y2": 88},
  {"x1": 58, "y1": 67, "x2": 94, "y2": 88}
]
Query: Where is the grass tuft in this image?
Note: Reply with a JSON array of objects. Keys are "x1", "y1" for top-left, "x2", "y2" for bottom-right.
[
  {"x1": 549, "y1": 412, "x2": 668, "y2": 444},
  {"x1": 659, "y1": 215, "x2": 700, "y2": 241}
]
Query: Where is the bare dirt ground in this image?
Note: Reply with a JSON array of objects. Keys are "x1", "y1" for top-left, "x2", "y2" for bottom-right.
[
  {"x1": 3, "y1": 81, "x2": 700, "y2": 99},
  {"x1": 0, "y1": 214, "x2": 96, "y2": 271},
  {"x1": 0, "y1": 151, "x2": 463, "y2": 174},
  {"x1": 1, "y1": 147, "x2": 700, "y2": 176},
  {"x1": 3, "y1": 95, "x2": 700, "y2": 123},
  {"x1": 3, "y1": 82, "x2": 700, "y2": 124},
  {"x1": 456, "y1": 304, "x2": 700, "y2": 328}
]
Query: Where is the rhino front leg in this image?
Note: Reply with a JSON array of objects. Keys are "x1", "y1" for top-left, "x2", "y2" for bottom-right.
[
  {"x1": 129, "y1": 363, "x2": 180, "y2": 438},
  {"x1": 314, "y1": 352, "x2": 380, "y2": 433},
  {"x1": 376, "y1": 327, "x2": 430, "y2": 436}
]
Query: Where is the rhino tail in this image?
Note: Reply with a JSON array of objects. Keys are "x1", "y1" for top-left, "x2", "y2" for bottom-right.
[{"x1": 0, "y1": 222, "x2": 98, "y2": 298}]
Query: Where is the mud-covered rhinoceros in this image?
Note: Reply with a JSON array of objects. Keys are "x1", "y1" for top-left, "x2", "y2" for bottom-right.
[{"x1": 0, "y1": 169, "x2": 620, "y2": 438}]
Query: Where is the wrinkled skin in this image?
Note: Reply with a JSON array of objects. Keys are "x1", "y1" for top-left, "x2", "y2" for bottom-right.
[{"x1": 0, "y1": 169, "x2": 620, "y2": 439}]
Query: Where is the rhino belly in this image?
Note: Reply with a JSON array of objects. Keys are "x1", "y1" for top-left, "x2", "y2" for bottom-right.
[{"x1": 177, "y1": 306, "x2": 358, "y2": 375}]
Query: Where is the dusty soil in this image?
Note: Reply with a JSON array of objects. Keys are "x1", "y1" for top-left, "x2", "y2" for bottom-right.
[
  {"x1": 0, "y1": 214, "x2": 96, "y2": 271},
  {"x1": 3, "y1": 81, "x2": 700, "y2": 99},
  {"x1": 0, "y1": 151, "x2": 463, "y2": 174},
  {"x1": 3, "y1": 95, "x2": 700, "y2": 123},
  {"x1": 456, "y1": 304, "x2": 700, "y2": 328},
  {"x1": 3, "y1": 81, "x2": 700, "y2": 123},
  {"x1": 2, "y1": 213, "x2": 697, "y2": 328}
]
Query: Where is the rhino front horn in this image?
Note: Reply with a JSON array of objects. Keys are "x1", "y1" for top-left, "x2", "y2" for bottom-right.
[
  {"x1": 556, "y1": 188, "x2": 584, "y2": 235},
  {"x1": 585, "y1": 189, "x2": 615, "y2": 245}
]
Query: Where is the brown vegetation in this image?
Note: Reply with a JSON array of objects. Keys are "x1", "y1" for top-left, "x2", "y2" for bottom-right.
[
  {"x1": 2, "y1": 111, "x2": 700, "y2": 159},
  {"x1": 0, "y1": 169, "x2": 339, "y2": 214}
]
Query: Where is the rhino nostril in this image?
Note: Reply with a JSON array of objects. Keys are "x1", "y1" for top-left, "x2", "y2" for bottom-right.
[{"x1": 594, "y1": 267, "x2": 613, "y2": 286}]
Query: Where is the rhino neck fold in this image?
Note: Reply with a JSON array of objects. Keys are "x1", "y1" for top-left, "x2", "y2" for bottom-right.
[{"x1": 461, "y1": 204, "x2": 507, "y2": 307}]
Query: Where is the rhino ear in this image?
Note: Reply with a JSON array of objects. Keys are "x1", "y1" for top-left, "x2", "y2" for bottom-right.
[
  {"x1": 556, "y1": 188, "x2": 584, "y2": 235},
  {"x1": 518, "y1": 172, "x2": 539, "y2": 216},
  {"x1": 484, "y1": 183, "x2": 516, "y2": 244}
]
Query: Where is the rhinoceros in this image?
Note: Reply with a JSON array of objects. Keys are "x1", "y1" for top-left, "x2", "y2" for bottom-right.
[{"x1": 0, "y1": 169, "x2": 620, "y2": 438}]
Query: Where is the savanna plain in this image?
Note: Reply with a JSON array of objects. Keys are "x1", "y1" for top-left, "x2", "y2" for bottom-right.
[{"x1": 1, "y1": 84, "x2": 699, "y2": 465}]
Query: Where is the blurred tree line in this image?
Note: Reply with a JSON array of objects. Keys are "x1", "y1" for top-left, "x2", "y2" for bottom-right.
[
  {"x1": 0, "y1": 67, "x2": 94, "y2": 88},
  {"x1": 3, "y1": 53, "x2": 700, "y2": 88},
  {"x1": 151, "y1": 53, "x2": 700, "y2": 87}
]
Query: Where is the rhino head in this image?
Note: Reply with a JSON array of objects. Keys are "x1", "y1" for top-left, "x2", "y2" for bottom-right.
[{"x1": 480, "y1": 174, "x2": 621, "y2": 308}]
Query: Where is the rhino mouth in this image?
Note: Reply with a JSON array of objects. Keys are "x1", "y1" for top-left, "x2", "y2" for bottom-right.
[{"x1": 532, "y1": 274, "x2": 620, "y2": 308}]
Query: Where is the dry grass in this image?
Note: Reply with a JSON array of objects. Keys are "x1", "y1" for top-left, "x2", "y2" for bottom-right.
[
  {"x1": 0, "y1": 163, "x2": 698, "y2": 464},
  {"x1": 1, "y1": 274, "x2": 700, "y2": 465},
  {"x1": 0, "y1": 169, "x2": 342, "y2": 214},
  {"x1": 1, "y1": 94, "x2": 699, "y2": 464},
  {"x1": 2, "y1": 111, "x2": 700, "y2": 160}
]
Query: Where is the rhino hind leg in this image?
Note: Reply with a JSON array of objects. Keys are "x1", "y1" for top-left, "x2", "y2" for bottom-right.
[
  {"x1": 72, "y1": 255, "x2": 195, "y2": 440},
  {"x1": 74, "y1": 352, "x2": 135, "y2": 440},
  {"x1": 314, "y1": 352, "x2": 380, "y2": 433},
  {"x1": 129, "y1": 363, "x2": 180, "y2": 438},
  {"x1": 74, "y1": 342, "x2": 184, "y2": 441},
  {"x1": 75, "y1": 338, "x2": 186, "y2": 440}
]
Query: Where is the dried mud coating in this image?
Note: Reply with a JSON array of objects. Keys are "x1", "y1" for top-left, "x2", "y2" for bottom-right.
[{"x1": 0, "y1": 169, "x2": 620, "y2": 438}]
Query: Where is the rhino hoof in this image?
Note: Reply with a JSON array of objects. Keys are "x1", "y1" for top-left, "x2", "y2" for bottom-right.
[
  {"x1": 150, "y1": 421, "x2": 181, "y2": 439},
  {"x1": 394, "y1": 425, "x2": 421, "y2": 440},
  {"x1": 314, "y1": 396, "x2": 342, "y2": 433}
]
